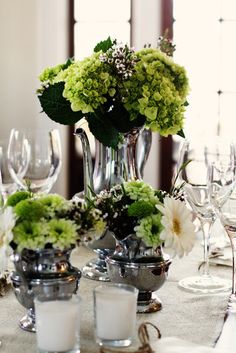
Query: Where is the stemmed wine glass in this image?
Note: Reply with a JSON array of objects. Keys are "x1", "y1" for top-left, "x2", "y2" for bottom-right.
[
  {"x1": 0, "y1": 139, "x2": 18, "y2": 204},
  {"x1": 208, "y1": 161, "x2": 236, "y2": 308},
  {"x1": 7, "y1": 128, "x2": 62, "y2": 194},
  {"x1": 177, "y1": 139, "x2": 232, "y2": 294}
]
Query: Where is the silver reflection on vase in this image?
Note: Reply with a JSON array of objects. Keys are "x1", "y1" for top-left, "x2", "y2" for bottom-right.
[
  {"x1": 106, "y1": 234, "x2": 171, "y2": 313},
  {"x1": 10, "y1": 247, "x2": 81, "y2": 332},
  {"x1": 74, "y1": 126, "x2": 152, "y2": 281}
]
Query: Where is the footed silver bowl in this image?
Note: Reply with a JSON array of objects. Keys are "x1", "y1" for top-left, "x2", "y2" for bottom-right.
[
  {"x1": 11, "y1": 273, "x2": 79, "y2": 332},
  {"x1": 106, "y1": 255, "x2": 171, "y2": 313},
  {"x1": 82, "y1": 229, "x2": 115, "y2": 282},
  {"x1": 10, "y1": 248, "x2": 81, "y2": 332}
]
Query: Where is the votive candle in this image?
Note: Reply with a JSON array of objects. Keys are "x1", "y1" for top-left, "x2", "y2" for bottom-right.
[
  {"x1": 94, "y1": 283, "x2": 138, "y2": 346},
  {"x1": 35, "y1": 296, "x2": 80, "y2": 352}
]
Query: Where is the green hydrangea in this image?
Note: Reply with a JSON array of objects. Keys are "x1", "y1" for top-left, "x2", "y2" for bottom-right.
[
  {"x1": 37, "y1": 38, "x2": 189, "y2": 148},
  {"x1": 38, "y1": 59, "x2": 74, "y2": 88},
  {"x1": 63, "y1": 52, "x2": 117, "y2": 114},
  {"x1": 122, "y1": 48, "x2": 189, "y2": 136},
  {"x1": 134, "y1": 214, "x2": 163, "y2": 248}
]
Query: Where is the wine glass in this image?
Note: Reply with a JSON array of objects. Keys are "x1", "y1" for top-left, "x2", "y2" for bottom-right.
[
  {"x1": 204, "y1": 139, "x2": 236, "y2": 249},
  {"x1": 0, "y1": 139, "x2": 18, "y2": 204},
  {"x1": 208, "y1": 161, "x2": 236, "y2": 308},
  {"x1": 177, "y1": 139, "x2": 232, "y2": 294},
  {"x1": 7, "y1": 128, "x2": 62, "y2": 194}
]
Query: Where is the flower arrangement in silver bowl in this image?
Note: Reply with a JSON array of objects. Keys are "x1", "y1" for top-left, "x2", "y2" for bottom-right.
[
  {"x1": 91, "y1": 179, "x2": 196, "y2": 259},
  {"x1": 37, "y1": 36, "x2": 189, "y2": 148},
  {"x1": 0, "y1": 190, "x2": 106, "y2": 331}
]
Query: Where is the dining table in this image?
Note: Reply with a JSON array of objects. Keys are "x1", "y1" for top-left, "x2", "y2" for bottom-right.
[{"x1": 0, "y1": 223, "x2": 235, "y2": 353}]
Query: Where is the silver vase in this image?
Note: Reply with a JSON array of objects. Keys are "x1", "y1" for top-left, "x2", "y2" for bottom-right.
[
  {"x1": 10, "y1": 247, "x2": 81, "y2": 332},
  {"x1": 106, "y1": 234, "x2": 171, "y2": 313},
  {"x1": 76, "y1": 127, "x2": 152, "y2": 281}
]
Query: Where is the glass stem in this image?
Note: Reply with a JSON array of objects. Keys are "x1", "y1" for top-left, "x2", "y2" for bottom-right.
[
  {"x1": 229, "y1": 235, "x2": 236, "y2": 295},
  {"x1": 200, "y1": 218, "x2": 214, "y2": 277}
]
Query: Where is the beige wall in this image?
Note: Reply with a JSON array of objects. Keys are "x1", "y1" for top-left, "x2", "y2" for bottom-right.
[
  {"x1": 1, "y1": 0, "x2": 37, "y2": 135},
  {"x1": 132, "y1": 0, "x2": 162, "y2": 188},
  {"x1": 0, "y1": 0, "x2": 69, "y2": 197}
]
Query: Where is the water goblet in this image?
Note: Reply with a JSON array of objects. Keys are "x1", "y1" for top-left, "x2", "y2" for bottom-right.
[
  {"x1": 208, "y1": 162, "x2": 236, "y2": 309},
  {"x1": 7, "y1": 128, "x2": 62, "y2": 194},
  {"x1": 177, "y1": 139, "x2": 232, "y2": 294},
  {"x1": 0, "y1": 139, "x2": 17, "y2": 203},
  {"x1": 204, "y1": 138, "x2": 236, "y2": 248}
]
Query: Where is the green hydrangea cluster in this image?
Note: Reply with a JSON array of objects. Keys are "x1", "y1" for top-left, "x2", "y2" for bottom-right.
[
  {"x1": 123, "y1": 48, "x2": 189, "y2": 136},
  {"x1": 38, "y1": 59, "x2": 74, "y2": 92},
  {"x1": 63, "y1": 52, "x2": 117, "y2": 113},
  {"x1": 37, "y1": 37, "x2": 189, "y2": 148}
]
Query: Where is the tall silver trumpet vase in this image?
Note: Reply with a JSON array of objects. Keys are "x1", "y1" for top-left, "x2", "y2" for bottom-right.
[
  {"x1": 10, "y1": 247, "x2": 81, "y2": 332},
  {"x1": 75, "y1": 127, "x2": 152, "y2": 281},
  {"x1": 106, "y1": 234, "x2": 171, "y2": 313}
]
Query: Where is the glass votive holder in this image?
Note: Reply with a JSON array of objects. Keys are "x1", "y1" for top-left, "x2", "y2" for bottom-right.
[
  {"x1": 93, "y1": 283, "x2": 138, "y2": 348},
  {"x1": 34, "y1": 293, "x2": 81, "y2": 353}
]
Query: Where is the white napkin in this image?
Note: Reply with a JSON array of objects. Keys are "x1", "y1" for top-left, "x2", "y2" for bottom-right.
[{"x1": 152, "y1": 337, "x2": 228, "y2": 353}]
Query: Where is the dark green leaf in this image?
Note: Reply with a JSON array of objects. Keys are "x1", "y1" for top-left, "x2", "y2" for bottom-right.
[
  {"x1": 63, "y1": 58, "x2": 74, "y2": 69},
  {"x1": 107, "y1": 100, "x2": 145, "y2": 133},
  {"x1": 87, "y1": 113, "x2": 120, "y2": 148},
  {"x1": 177, "y1": 129, "x2": 185, "y2": 138},
  {"x1": 38, "y1": 82, "x2": 84, "y2": 125},
  {"x1": 94, "y1": 37, "x2": 114, "y2": 53}
]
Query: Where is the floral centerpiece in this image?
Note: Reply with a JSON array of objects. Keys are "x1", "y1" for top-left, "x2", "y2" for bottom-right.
[
  {"x1": 90, "y1": 179, "x2": 196, "y2": 259},
  {"x1": 37, "y1": 36, "x2": 189, "y2": 148},
  {"x1": 0, "y1": 191, "x2": 105, "y2": 331},
  {"x1": 0, "y1": 190, "x2": 105, "y2": 254}
]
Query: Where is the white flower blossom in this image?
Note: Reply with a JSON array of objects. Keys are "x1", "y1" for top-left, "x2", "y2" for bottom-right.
[
  {"x1": 156, "y1": 197, "x2": 196, "y2": 258},
  {"x1": 0, "y1": 207, "x2": 17, "y2": 254}
]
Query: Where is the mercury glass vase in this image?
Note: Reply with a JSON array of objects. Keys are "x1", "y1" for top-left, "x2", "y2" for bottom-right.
[
  {"x1": 10, "y1": 247, "x2": 81, "y2": 332},
  {"x1": 106, "y1": 234, "x2": 171, "y2": 313},
  {"x1": 76, "y1": 127, "x2": 152, "y2": 281}
]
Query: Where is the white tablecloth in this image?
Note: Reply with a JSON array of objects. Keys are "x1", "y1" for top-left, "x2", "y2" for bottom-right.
[{"x1": 0, "y1": 238, "x2": 232, "y2": 353}]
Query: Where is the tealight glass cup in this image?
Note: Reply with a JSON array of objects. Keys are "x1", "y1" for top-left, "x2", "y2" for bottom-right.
[
  {"x1": 34, "y1": 294, "x2": 81, "y2": 353},
  {"x1": 93, "y1": 283, "x2": 138, "y2": 347}
]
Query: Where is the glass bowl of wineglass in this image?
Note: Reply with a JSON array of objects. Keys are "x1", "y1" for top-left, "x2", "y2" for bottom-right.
[
  {"x1": 177, "y1": 138, "x2": 233, "y2": 294},
  {"x1": 208, "y1": 161, "x2": 236, "y2": 309},
  {"x1": 7, "y1": 128, "x2": 62, "y2": 194},
  {"x1": 0, "y1": 139, "x2": 17, "y2": 203}
]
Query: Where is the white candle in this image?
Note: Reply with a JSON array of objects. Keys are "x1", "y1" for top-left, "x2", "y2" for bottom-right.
[
  {"x1": 94, "y1": 285, "x2": 138, "y2": 342},
  {"x1": 35, "y1": 297, "x2": 80, "y2": 352}
]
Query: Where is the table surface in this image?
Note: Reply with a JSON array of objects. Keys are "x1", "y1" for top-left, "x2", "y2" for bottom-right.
[{"x1": 0, "y1": 237, "x2": 235, "y2": 353}]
